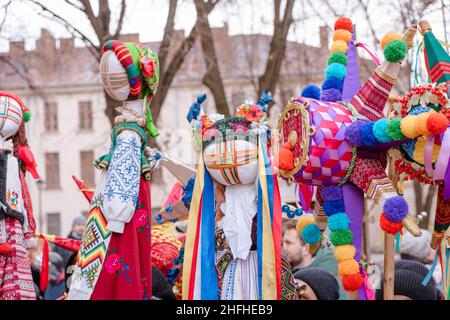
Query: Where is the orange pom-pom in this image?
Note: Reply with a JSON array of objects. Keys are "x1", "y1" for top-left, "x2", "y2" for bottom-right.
[
  {"x1": 333, "y1": 29, "x2": 352, "y2": 42},
  {"x1": 400, "y1": 115, "x2": 420, "y2": 138},
  {"x1": 427, "y1": 112, "x2": 449, "y2": 135},
  {"x1": 334, "y1": 17, "x2": 353, "y2": 32},
  {"x1": 334, "y1": 245, "x2": 356, "y2": 263},
  {"x1": 276, "y1": 142, "x2": 294, "y2": 171},
  {"x1": 331, "y1": 40, "x2": 348, "y2": 54},
  {"x1": 338, "y1": 259, "x2": 359, "y2": 276},
  {"x1": 416, "y1": 112, "x2": 432, "y2": 135},
  {"x1": 380, "y1": 213, "x2": 403, "y2": 234},
  {"x1": 381, "y1": 32, "x2": 402, "y2": 49},
  {"x1": 0, "y1": 243, "x2": 12, "y2": 255},
  {"x1": 342, "y1": 274, "x2": 364, "y2": 292}
]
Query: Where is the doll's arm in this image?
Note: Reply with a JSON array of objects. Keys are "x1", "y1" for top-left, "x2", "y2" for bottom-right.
[
  {"x1": 19, "y1": 170, "x2": 37, "y2": 248},
  {"x1": 103, "y1": 130, "x2": 142, "y2": 234}
]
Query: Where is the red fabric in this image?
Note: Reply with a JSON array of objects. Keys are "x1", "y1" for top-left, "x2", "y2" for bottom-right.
[
  {"x1": 349, "y1": 156, "x2": 388, "y2": 193},
  {"x1": 19, "y1": 170, "x2": 36, "y2": 242},
  {"x1": 163, "y1": 182, "x2": 184, "y2": 208},
  {"x1": 72, "y1": 175, "x2": 94, "y2": 203},
  {"x1": 90, "y1": 177, "x2": 152, "y2": 300},
  {"x1": 0, "y1": 218, "x2": 35, "y2": 300}
]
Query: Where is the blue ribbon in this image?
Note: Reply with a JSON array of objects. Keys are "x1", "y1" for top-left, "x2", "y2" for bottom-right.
[
  {"x1": 186, "y1": 94, "x2": 207, "y2": 123},
  {"x1": 422, "y1": 249, "x2": 439, "y2": 286}
]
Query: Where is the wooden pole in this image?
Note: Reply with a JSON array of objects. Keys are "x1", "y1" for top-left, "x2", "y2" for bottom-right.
[{"x1": 383, "y1": 233, "x2": 395, "y2": 300}]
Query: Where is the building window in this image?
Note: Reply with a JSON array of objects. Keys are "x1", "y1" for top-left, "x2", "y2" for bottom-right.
[
  {"x1": 47, "y1": 213, "x2": 61, "y2": 235},
  {"x1": 79, "y1": 101, "x2": 93, "y2": 130},
  {"x1": 45, "y1": 152, "x2": 60, "y2": 189},
  {"x1": 44, "y1": 102, "x2": 58, "y2": 132},
  {"x1": 80, "y1": 151, "x2": 95, "y2": 187},
  {"x1": 231, "y1": 91, "x2": 245, "y2": 108}
]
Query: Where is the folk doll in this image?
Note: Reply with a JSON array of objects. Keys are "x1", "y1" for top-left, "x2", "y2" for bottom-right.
[
  {"x1": 0, "y1": 91, "x2": 39, "y2": 300},
  {"x1": 68, "y1": 40, "x2": 159, "y2": 300},
  {"x1": 182, "y1": 92, "x2": 285, "y2": 300},
  {"x1": 276, "y1": 17, "x2": 448, "y2": 295}
]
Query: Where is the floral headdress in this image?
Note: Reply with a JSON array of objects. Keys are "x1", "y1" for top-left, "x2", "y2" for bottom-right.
[{"x1": 195, "y1": 90, "x2": 273, "y2": 150}]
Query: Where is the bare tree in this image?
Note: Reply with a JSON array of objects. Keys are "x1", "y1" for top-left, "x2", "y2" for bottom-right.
[
  {"x1": 194, "y1": 0, "x2": 230, "y2": 116},
  {"x1": 21, "y1": 0, "x2": 220, "y2": 129},
  {"x1": 257, "y1": 0, "x2": 295, "y2": 101}
]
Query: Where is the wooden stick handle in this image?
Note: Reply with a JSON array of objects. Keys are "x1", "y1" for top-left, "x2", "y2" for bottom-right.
[{"x1": 383, "y1": 233, "x2": 395, "y2": 300}]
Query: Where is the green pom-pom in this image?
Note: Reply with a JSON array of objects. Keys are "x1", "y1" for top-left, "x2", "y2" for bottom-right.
[
  {"x1": 383, "y1": 40, "x2": 407, "y2": 63},
  {"x1": 330, "y1": 229, "x2": 353, "y2": 246},
  {"x1": 386, "y1": 118, "x2": 405, "y2": 140},
  {"x1": 24, "y1": 111, "x2": 31, "y2": 123},
  {"x1": 328, "y1": 52, "x2": 348, "y2": 66}
]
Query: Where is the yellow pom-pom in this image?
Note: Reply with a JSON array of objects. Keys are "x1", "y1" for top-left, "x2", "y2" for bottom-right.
[
  {"x1": 331, "y1": 40, "x2": 348, "y2": 54},
  {"x1": 413, "y1": 136, "x2": 441, "y2": 165},
  {"x1": 338, "y1": 259, "x2": 360, "y2": 276},
  {"x1": 296, "y1": 215, "x2": 314, "y2": 236},
  {"x1": 416, "y1": 112, "x2": 433, "y2": 136},
  {"x1": 333, "y1": 29, "x2": 352, "y2": 43},
  {"x1": 381, "y1": 32, "x2": 402, "y2": 49},
  {"x1": 334, "y1": 245, "x2": 356, "y2": 263},
  {"x1": 401, "y1": 115, "x2": 420, "y2": 139}
]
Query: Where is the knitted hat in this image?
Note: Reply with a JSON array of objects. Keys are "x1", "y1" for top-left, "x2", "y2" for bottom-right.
[
  {"x1": 101, "y1": 40, "x2": 160, "y2": 137},
  {"x1": 376, "y1": 260, "x2": 438, "y2": 300},
  {"x1": 72, "y1": 216, "x2": 86, "y2": 228},
  {"x1": 400, "y1": 229, "x2": 432, "y2": 261},
  {"x1": 294, "y1": 267, "x2": 340, "y2": 300}
]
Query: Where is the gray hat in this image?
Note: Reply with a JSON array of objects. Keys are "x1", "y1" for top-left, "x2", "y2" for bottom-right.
[
  {"x1": 294, "y1": 267, "x2": 340, "y2": 300},
  {"x1": 72, "y1": 216, "x2": 86, "y2": 227}
]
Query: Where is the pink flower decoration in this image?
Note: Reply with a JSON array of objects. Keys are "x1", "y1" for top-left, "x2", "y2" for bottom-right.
[
  {"x1": 142, "y1": 59, "x2": 155, "y2": 79},
  {"x1": 135, "y1": 209, "x2": 148, "y2": 228},
  {"x1": 232, "y1": 122, "x2": 249, "y2": 134},
  {"x1": 105, "y1": 253, "x2": 122, "y2": 274},
  {"x1": 245, "y1": 105, "x2": 265, "y2": 122}
]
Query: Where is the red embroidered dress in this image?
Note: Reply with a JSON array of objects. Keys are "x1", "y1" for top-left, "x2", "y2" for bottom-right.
[{"x1": 68, "y1": 123, "x2": 152, "y2": 300}]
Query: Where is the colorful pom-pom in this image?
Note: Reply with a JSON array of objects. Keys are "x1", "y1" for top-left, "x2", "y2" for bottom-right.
[
  {"x1": 342, "y1": 274, "x2": 364, "y2": 292},
  {"x1": 346, "y1": 120, "x2": 366, "y2": 146},
  {"x1": 401, "y1": 115, "x2": 420, "y2": 139},
  {"x1": 301, "y1": 84, "x2": 321, "y2": 100},
  {"x1": 338, "y1": 259, "x2": 359, "y2": 276},
  {"x1": 415, "y1": 112, "x2": 432, "y2": 135},
  {"x1": 361, "y1": 122, "x2": 378, "y2": 147},
  {"x1": 322, "y1": 77, "x2": 344, "y2": 92},
  {"x1": 325, "y1": 62, "x2": 347, "y2": 80},
  {"x1": 331, "y1": 40, "x2": 348, "y2": 54},
  {"x1": 381, "y1": 32, "x2": 403, "y2": 49},
  {"x1": 328, "y1": 213, "x2": 350, "y2": 231},
  {"x1": 383, "y1": 196, "x2": 408, "y2": 222},
  {"x1": 427, "y1": 112, "x2": 449, "y2": 135},
  {"x1": 386, "y1": 118, "x2": 405, "y2": 140},
  {"x1": 334, "y1": 245, "x2": 356, "y2": 263},
  {"x1": 296, "y1": 215, "x2": 314, "y2": 236},
  {"x1": 0, "y1": 243, "x2": 12, "y2": 255},
  {"x1": 301, "y1": 224, "x2": 322, "y2": 245},
  {"x1": 333, "y1": 29, "x2": 352, "y2": 43},
  {"x1": 383, "y1": 39, "x2": 407, "y2": 63},
  {"x1": 373, "y1": 119, "x2": 392, "y2": 143},
  {"x1": 322, "y1": 185, "x2": 343, "y2": 201},
  {"x1": 323, "y1": 200, "x2": 346, "y2": 216},
  {"x1": 334, "y1": 17, "x2": 353, "y2": 32},
  {"x1": 328, "y1": 52, "x2": 348, "y2": 66},
  {"x1": 23, "y1": 110, "x2": 31, "y2": 123},
  {"x1": 330, "y1": 229, "x2": 353, "y2": 246},
  {"x1": 320, "y1": 88, "x2": 342, "y2": 102},
  {"x1": 380, "y1": 213, "x2": 403, "y2": 234},
  {"x1": 276, "y1": 142, "x2": 294, "y2": 171}
]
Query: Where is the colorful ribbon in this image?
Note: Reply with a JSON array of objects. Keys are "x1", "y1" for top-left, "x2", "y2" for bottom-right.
[{"x1": 355, "y1": 42, "x2": 381, "y2": 67}]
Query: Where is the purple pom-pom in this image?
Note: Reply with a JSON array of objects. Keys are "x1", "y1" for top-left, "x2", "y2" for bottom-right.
[
  {"x1": 383, "y1": 196, "x2": 408, "y2": 222},
  {"x1": 322, "y1": 77, "x2": 344, "y2": 92},
  {"x1": 322, "y1": 186, "x2": 343, "y2": 201},
  {"x1": 345, "y1": 120, "x2": 366, "y2": 147},
  {"x1": 323, "y1": 200, "x2": 346, "y2": 216},
  {"x1": 302, "y1": 84, "x2": 321, "y2": 100},
  {"x1": 361, "y1": 122, "x2": 378, "y2": 147},
  {"x1": 320, "y1": 88, "x2": 342, "y2": 102}
]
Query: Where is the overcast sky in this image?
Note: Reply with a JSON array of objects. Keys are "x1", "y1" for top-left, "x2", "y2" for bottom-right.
[{"x1": 0, "y1": 0, "x2": 448, "y2": 53}]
